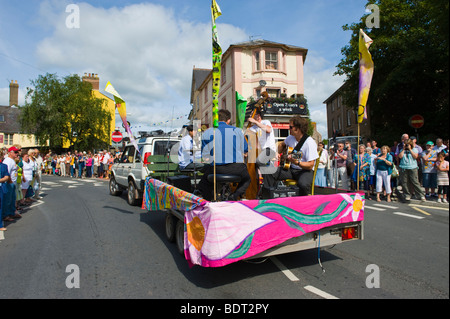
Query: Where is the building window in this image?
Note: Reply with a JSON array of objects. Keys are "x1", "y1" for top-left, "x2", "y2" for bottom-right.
[
  {"x1": 204, "y1": 83, "x2": 208, "y2": 103},
  {"x1": 221, "y1": 61, "x2": 226, "y2": 84},
  {"x1": 222, "y1": 96, "x2": 226, "y2": 109},
  {"x1": 5, "y1": 133, "x2": 14, "y2": 145},
  {"x1": 347, "y1": 110, "x2": 352, "y2": 126},
  {"x1": 0, "y1": 115, "x2": 4, "y2": 122},
  {"x1": 267, "y1": 88, "x2": 280, "y2": 98},
  {"x1": 255, "y1": 51, "x2": 260, "y2": 71},
  {"x1": 265, "y1": 51, "x2": 278, "y2": 70}
]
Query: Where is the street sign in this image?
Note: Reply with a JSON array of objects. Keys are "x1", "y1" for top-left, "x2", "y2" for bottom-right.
[
  {"x1": 409, "y1": 114, "x2": 424, "y2": 129},
  {"x1": 111, "y1": 131, "x2": 123, "y2": 143}
]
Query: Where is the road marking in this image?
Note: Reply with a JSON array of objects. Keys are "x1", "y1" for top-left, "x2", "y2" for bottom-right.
[
  {"x1": 29, "y1": 201, "x2": 44, "y2": 208},
  {"x1": 304, "y1": 285, "x2": 339, "y2": 299},
  {"x1": 270, "y1": 257, "x2": 299, "y2": 282},
  {"x1": 364, "y1": 206, "x2": 385, "y2": 211},
  {"x1": 411, "y1": 206, "x2": 431, "y2": 216},
  {"x1": 409, "y1": 204, "x2": 449, "y2": 211},
  {"x1": 373, "y1": 203, "x2": 398, "y2": 209},
  {"x1": 393, "y1": 212, "x2": 425, "y2": 220},
  {"x1": 42, "y1": 181, "x2": 59, "y2": 185},
  {"x1": 0, "y1": 231, "x2": 5, "y2": 240}
]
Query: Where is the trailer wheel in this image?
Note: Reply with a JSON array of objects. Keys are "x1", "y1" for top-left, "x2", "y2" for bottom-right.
[
  {"x1": 165, "y1": 213, "x2": 176, "y2": 243},
  {"x1": 175, "y1": 220, "x2": 185, "y2": 256}
]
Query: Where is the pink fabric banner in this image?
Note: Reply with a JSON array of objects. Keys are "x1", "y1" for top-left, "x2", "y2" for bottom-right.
[
  {"x1": 142, "y1": 178, "x2": 364, "y2": 268},
  {"x1": 184, "y1": 194, "x2": 364, "y2": 267}
]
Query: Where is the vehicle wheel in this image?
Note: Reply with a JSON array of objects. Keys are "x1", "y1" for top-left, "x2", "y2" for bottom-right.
[
  {"x1": 109, "y1": 176, "x2": 122, "y2": 196},
  {"x1": 127, "y1": 180, "x2": 140, "y2": 206},
  {"x1": 175, "y1": 220, "x2": 185, "y2": 256},
  {"x1": 165, "y1": 213, "x2": 176, "y2": 243}
]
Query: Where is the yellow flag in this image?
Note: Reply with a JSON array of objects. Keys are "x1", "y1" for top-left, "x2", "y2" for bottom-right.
[
  {"x1": 358, "y1": 29, "x2": 374, "y2": 124},
  {"x1": 211, "y1": 0, "x2": 222, "y2": 22}
]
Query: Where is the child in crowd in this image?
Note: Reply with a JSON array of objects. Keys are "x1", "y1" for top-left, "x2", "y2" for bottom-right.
[{"x1": 436, "y1": 151, "x2": 449, "y2": 203}]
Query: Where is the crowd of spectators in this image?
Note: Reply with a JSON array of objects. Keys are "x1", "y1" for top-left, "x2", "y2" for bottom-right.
[
  {"x1": 1, "y1": 146, "x2": 120, "y2": 232},
  {"x1": 315, "y1": 136, "x2": 449, "y2": 203}
]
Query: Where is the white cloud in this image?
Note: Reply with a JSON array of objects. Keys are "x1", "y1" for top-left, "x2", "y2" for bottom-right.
[
  {"x1": 34, "y1": 1, "x2": 247, "y2": 129},
  {"x1": 304, "y1": 50, "x2": 344, "y2": 139}
]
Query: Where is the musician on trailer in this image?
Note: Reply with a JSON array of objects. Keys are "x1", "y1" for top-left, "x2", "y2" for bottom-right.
[
  {"x1": 247, "y1": 109, "x2": 277, "y2": 168},
  {"x1": 198, "y1": 109, "x2": 251, "y2": 201},
  {"x1": 262, "y1": 116, "x2": 319, "y2": 196}
]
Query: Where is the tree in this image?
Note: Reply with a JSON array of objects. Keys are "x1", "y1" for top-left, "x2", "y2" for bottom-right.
[
  {"x1": 335, "y1": 0, "x2": 449, "y2": 144},
  {"x1": 20, "y1": 73, "x2": 112, "y2": 150}
]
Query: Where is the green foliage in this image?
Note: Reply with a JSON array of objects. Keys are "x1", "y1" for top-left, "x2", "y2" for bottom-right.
[
  {"x1": 20, "y1": 73, "x2": 112, "y2": 150},
  {"x1": 335, "y1": 0, "x2": 449, "y2": 144}
]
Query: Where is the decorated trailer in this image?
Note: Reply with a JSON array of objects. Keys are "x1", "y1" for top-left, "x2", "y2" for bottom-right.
[{"x1": 142, "y1": 177, "x2": 364, "y2": 268}]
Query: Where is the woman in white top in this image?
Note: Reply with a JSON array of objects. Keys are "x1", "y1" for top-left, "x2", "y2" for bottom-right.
[
  {"x1": 314, "y1": 142, "x2": 328, "y2": 187},
  {"x1": 21, "y1": 152, "x2": 35, "y2": 204}
]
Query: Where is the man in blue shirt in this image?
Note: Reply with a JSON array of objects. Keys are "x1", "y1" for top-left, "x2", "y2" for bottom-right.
[
  {"x1": 198, "y1": 109, "x2": 250, "y2": 201},
  {"x1": 178, "y1": 125, "x2": 204, "y2": 171}
]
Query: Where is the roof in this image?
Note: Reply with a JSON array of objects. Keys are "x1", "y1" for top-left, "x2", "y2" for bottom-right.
[
  {"x1": 0, "y1": 105, "x2": 22, "y2": 134},
  {"x1": 190, "y1": 68, "x2": 212, "y2": 104},
  {"x1": 224, "y1": 39, "x2": 308, "y2": 61},
  {"x1": 323, "y1": 82, "x2": 347, "y2": 104}
]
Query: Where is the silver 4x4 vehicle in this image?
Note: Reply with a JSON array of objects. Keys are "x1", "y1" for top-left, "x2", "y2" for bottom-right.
[{"x1": 109, "y1": 135, "x2": 181, "y2": 205}]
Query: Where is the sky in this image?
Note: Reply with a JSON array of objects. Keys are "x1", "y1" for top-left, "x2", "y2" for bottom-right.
[{"x1": 0, "y1": 0, "x2": 368, "y2": 139}]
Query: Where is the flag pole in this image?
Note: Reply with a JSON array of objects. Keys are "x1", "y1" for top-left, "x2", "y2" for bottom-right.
[
  {"x1": 213, "y1": 129, "x2": 216, "y2": 201},
  {"x1": 357, "y1": 122, "x2": 360, "y2": 192}
]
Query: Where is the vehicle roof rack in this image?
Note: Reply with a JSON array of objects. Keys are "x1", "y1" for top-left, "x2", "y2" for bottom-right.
[{"x1": 138, "y1": 130, "x2": 167, "y2": 137}]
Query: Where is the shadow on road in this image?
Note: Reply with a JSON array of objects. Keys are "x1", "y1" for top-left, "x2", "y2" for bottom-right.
[{"x1": 139, "y1": 211, "x2": 342, "y2": 289}]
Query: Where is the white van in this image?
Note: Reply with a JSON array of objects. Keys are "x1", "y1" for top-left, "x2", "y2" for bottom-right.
[{"x1": 109, "y1": 135, "x2": 181, "y2": 205}]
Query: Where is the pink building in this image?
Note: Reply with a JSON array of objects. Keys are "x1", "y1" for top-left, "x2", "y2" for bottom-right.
[{"x1": 190, "y1": 40, "x2": 309, "y2": 140}]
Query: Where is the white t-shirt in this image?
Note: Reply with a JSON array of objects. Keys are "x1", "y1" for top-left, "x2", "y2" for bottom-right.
[
  {"x1": 102, "y1": 153, "x2": 110, "y2": 165},
  {"x1": 249, "y1": 120, "x2": 276, "y2": 153},
  {"x1": 284, "y1": 135, "x2": 319, "y2": 170},
  {"x1": 3, "y1": 156, "x2": 18, "y2": 183}
]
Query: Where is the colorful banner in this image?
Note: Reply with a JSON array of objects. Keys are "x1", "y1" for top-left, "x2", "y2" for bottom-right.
[
  {"x1": 358, "y1": 29, "x2": 374, "y2": 123},
  {"x1": 211, "y1": 0, "x2": 222, "y2": 128},
  {"x1": 104, "y1": 81, "x2": 140, "y2": 153},
  {"x1": 235, "y1": 91, "x2": 247, "y2": 129},
  {"x1": 142, "y1": 178, "x2": 365, "y2": 268},
  {"x1": 142, "y1": 177, "x2": 207, "y2": 212}
]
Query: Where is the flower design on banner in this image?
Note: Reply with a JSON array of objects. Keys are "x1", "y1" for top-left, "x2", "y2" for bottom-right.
[
  {"x1": 185, "y1": 202, "x2": 273, "y2": 264},
  {"x1": 339, "y1": 193, "x2": 364, "y2": 221}
]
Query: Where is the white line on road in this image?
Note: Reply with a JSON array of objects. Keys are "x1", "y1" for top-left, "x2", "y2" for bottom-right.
[
  {"x1": 304, "y1": 285, "x2": 339, "y2": 299},
  {"x1": 270, "y1": 257, "x2": 299, "y2": 282},
  {"x1": 364, "y1": 206, "x2": 386, "y2": 211},
  {"x1": 29, "y1": 201, "x2": 44, "y2": 208},
  {"x1": 393, "y1": 212, "x2": 425, "y2": 219},
  {"x1": 373, "y1": 203, "x2": 399, "y2": 209}
]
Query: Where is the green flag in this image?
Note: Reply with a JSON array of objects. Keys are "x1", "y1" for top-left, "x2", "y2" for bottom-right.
[{"x1": 236, "y1": 91, "x2": 247, "y2": 129}]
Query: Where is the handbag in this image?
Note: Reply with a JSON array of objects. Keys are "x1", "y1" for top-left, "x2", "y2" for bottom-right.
[
  {"x1": 26, "y1": 184, "x2": 35, "y2": 198},
  {"x1": 391, "y1": 165, "x2": 399, "y2": 178}
]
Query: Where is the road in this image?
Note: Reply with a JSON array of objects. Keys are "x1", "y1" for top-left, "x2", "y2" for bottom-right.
[{"x1": 0, "y1": 175, "x2": 448, "y2": 301}]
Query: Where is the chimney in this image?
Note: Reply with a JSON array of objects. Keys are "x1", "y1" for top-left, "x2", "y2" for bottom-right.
[
  {"x1": 82, "y1": 73, "x2": 99, "y2": 91},
  {"x1": 9, "y1": 80, "x2": 19, "y2": 106}
]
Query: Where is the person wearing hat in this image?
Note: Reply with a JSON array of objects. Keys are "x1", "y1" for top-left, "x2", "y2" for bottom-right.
[
  {"x1": 2, "y1": 146, "x2": 22, "y2": 221},
  {"x1": 178, "y1": 125, "x2": 204, "y2": 171},
  {"x1": 421, "y1": 141, "x2": 438, "y2": 198}
]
